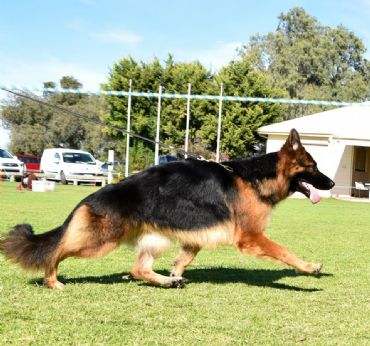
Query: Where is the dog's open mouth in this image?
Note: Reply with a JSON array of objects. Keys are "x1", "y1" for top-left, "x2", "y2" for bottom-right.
[{"x1": 298, "y1": 180, "x2": 321, "y2": 204}]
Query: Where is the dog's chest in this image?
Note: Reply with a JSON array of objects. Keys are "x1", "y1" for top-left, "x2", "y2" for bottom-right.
[{"x1": 233, "y1": 178, "x2": 272, "y2": 233}]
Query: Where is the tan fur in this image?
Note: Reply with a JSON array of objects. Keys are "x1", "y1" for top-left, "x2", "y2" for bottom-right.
[
  {"x1": 233, "y1": 177, "x2": 272, "y2": 236},
  {"x1": 43, "y1": 204, "x2": 235, "y2": 288},
  {"x1": 130, "y1": 251, "x2": 183, "y2": 287},
  {"x1": 59, "y1": 205, "x2": 92, "y2": 256},
  {"x1": 116, "y1": 220, "x2": 235, "y2": 255},
  {"x1": 58, "y1": 205, "x2": 126, "y2": 259},
  {"x1": 124, "y1": 222, "x2": 234, "y2": 286},
  {"x1": 171, "y1": 245, "x2": 200, "y2": 277},
  {"x1": 235, "y1": 231, "x2": 321, "y2": 273}
]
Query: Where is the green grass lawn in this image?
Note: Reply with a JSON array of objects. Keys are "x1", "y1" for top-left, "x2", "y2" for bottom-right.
[{"x1": 0, "y1": 182, "x2": 369, "y2": 345}]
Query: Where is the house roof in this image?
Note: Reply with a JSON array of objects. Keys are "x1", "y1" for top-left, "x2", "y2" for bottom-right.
[{"x1": 258, "y1": 104, "x2": 370, "y2": 141}]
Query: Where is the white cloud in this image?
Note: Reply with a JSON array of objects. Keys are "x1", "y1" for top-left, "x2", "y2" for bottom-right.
[
  {"x1": 67, "y1": 19, "x2": 142, "y2": 46},
  {"x1": 92, "y1": 30, "x2": 142, "y2": 45},
  {"x1": 174, "y1": 41, "x2": 242, "y2": 71}
]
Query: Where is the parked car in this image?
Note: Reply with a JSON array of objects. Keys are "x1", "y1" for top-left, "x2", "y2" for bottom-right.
[
  {"x1": 0, "y1": 148, "x2": 24, "y2": 181},
  {"x1": 100, "y1": 160, "x2": 125, "y2": 176},
  {"x1": 40, "y1": 148, "x2": 104, "y2": 184},
  {"x1": 158, "y1": 154, "x2": 178, "y2": 164},
  {"x1": 16, "y1": 154, "x2": 41, "y2": 173}
]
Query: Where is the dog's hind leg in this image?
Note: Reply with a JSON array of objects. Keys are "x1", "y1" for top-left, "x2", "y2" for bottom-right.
[
  {"x1": 170, "y1": 245, "x2": 200, "y2": 277},
  {"x1": 237, "y1": 232, "x2": 322, "y2": 274},
  {"x1": 130, "y1": 233, "x2": 185, "y2": 288},
  {"x1": 130, "y1": 252, "x2": 185, "y2": 288},
  {"x1": 44, "y1": 261, "x2": 64, "y2": 289}
]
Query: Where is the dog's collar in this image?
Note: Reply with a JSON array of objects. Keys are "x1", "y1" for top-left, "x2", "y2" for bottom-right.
[
  {"x1": 219, "y1": 163, "x2": 234, "y2": 173},
  {"x1": 196, "y1": 157, "x2": 234, "y2": 173}
]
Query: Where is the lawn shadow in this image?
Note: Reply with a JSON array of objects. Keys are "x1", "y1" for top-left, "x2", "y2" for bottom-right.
[
  {"x1": 31, "y1": 272, "x2": 128, "y2": 287},
  {"x1": 178, "y1": 267, "x2": 332, "y2": 292},
  {"x1": 31, "y1": 268, "x2": 332, "y2": 292}
]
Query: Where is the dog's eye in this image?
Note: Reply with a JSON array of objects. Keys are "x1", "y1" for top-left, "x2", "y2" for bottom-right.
[
  {"x1": 298, "y1": 161, "x2": 317, "y2": 172},
  {"x1": 305, "y1": 163, "x2": 318, "y2": 172},
  {"x1": 298, "y1": 160, "x2": 312, "y2": 168}
]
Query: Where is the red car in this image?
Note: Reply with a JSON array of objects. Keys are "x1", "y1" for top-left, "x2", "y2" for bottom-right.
[{"x1": 16, "y1": 154, "x2": 41, "y2": 173}]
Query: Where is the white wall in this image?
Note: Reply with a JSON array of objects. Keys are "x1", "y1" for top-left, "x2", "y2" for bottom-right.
[{"x1": 332, "y1": 145, "x2": 353, "y2": 196}]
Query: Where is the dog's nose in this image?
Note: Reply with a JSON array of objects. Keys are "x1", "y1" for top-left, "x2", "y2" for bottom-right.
[{"x1": 329, "y1": 179, "x2": 335, "y2": 189}]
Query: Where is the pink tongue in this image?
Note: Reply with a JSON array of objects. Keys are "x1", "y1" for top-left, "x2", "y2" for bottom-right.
[{"x1": 303, "y1": 182, "x2": 321, "y2": 204}]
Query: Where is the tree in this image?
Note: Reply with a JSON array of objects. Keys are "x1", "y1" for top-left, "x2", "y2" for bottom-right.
[
  {"x1": 159, "y1": 57, "x2": 213, "y2": 148},
  {"x1": 103, "y1": 55, "x2": 285, "y2": 163},
  {"x1": 0, "y1": 76, "x2": 110, "y2": 158},
  {"x1": 102, "y1": 56, "x2": 214, "y2": 166},
  {"x1": 1, "y1": 93, "x2": 54, "y2": 154},
  {"x1": 197, "y1": 56, "x2": 284, "y2": 158},
  {"x1": 240, "y1": 7, "x2": 370, "y2": 118},
  {"x1": 68, "y1": 94, "x2": 118, "y2": 159}
]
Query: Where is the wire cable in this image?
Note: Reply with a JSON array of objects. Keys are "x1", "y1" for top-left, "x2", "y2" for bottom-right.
[{"x1": 0, "y1": 87, "x2": 201, "y2": 159}]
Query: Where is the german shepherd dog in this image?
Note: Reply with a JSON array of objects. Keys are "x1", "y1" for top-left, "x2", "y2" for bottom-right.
[{"x1": 0, "y1": 129, "x2": 334, "y2": 289}]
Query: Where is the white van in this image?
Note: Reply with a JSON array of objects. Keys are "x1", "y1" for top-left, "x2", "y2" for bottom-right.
[
  {"x1": 0, "y1": 148, "x2": 24, "y2": 181},
  {"x1": 40, "y1": 148, "x2": 103, "y2": 184}
]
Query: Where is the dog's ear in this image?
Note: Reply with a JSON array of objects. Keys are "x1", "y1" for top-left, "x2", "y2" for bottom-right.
[{"x1": 284, "y1": 128, "x2": 302, "y2": 151}]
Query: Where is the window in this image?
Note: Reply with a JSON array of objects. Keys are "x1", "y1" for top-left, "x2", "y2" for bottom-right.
[
  {"x1": 354, "y1": 147, "x2": 367, "y2": 172},
  {"x1": 62, "y1": 153, "x2": 95, "y2": 164},
  {"x1": 18, "y1": 157, "x2": 41, "y2": 164},
  {"x1": 0, "y1": 149, "x2": 13, "y2": 159}
]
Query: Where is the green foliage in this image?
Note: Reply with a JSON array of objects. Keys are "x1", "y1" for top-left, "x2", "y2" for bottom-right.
[
  {"x1": 1, "y1": 95, "x2": 54, "y2": 154},
  {"x1": 0, "y1": 77, "x2": 111, "y2": 158},
  {"x1": 102, "y1": 56, "x2": 213, "y2": 151},
  {"x1": 129, "y1": 140, "x2": 154, "y2": 171},
  {"x1": 103, "y1": 55, "x2": 284, "y2": 161},
  {"x1": 160, "y1": 58, "x2": 213, "y2": 148},
  {"x1": 0, "y1": 183, "x2": 369, "y2": 345},
  {"x1": 198, "y1": 57, "x2": 283, "y2": 158},
  {"x1": 241, "y1": 7, "x2": 370, "y2": 119},
  {"x1": 46, "y1": 76, "x2": 86, "y2": 106},
  {"x1": 102, "y1": 57, "x2": 159, "y2": 145}
]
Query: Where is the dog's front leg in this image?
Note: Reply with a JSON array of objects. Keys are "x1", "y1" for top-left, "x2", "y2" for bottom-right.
[{"x1": 236, "y1": 231, "x2": 322, "y2": 274}]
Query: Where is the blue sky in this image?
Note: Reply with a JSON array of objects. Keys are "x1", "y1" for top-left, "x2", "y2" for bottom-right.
[{"x1": 1, "y1": 0, "x2": 370, "y2": 147}]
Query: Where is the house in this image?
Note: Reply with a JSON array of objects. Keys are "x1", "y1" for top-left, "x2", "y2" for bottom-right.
[{"x1": 258, "y1": 104, "x2": 370, "y2": 197}]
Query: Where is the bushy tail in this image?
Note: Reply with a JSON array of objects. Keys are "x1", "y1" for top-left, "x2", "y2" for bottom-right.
[{"x1": 0, "y1": 224, "x2": 64, "y2": 271}]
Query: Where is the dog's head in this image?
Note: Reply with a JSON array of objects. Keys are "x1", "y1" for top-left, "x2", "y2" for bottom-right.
[{"x1": 280, "y1": 129, "x2": 335, "y2": 203}]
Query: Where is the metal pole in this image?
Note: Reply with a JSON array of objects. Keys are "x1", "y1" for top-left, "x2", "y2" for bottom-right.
[
  {"x1": 216, "y1": 82, "x2": 223, "y2": 163},
  {"x1": 125, "y1": 79, "x2": 132, "y2": 178},
  {"x1": 108, "y1": 150, "x2": 114, "y2": 184},
  {"x1": 184, "y1": 83, "x2": 191, "y2": 159},
  {"x1": 154, "y1": 85, "x2": 162, "y2": 165}
]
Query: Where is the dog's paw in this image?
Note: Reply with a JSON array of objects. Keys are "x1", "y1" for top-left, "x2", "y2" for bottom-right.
[
  {"x1": 312, "y1": 263, "x2": 323, "y2": 275},
  {"x1": 170, "y1": 277, "x2": 186, "y2": 289},
  {"x1": 122, "y1": 274, "x2": 134, "y2": 280},
  {"x1": 45, "y1": 280, "x2": 65, "y2": 290}
]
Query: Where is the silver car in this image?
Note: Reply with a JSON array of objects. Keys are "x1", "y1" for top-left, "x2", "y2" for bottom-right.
[{"x1": 0, "y1": 148, "x2": 24, "y2": 181}]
